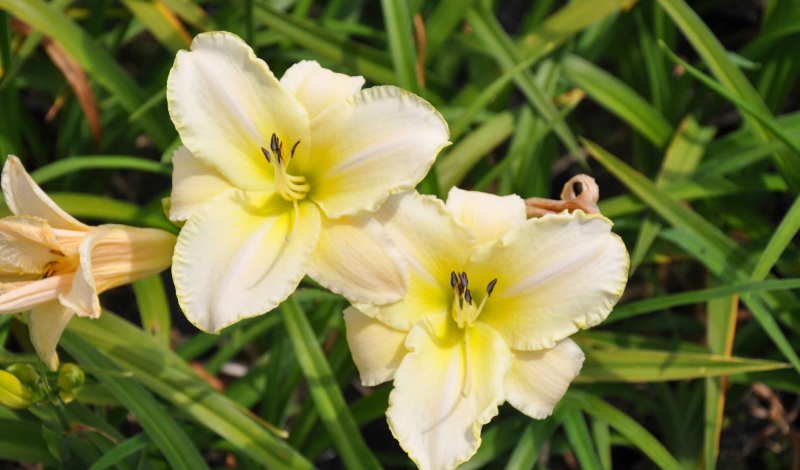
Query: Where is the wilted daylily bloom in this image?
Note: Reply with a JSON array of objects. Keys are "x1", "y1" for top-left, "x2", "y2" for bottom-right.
[
  {"x1": 0, "y1": 156, "x2": 176, "y2": 370},
  {"x1": 525, "y1": 174, "x2": 600, "y2": 217},
  {"x1": 344, "y1": 188, "x2": 629, "y2": 470},
  {"x1": 166, "y1": 31, "x2": 449, "y2": 333}
]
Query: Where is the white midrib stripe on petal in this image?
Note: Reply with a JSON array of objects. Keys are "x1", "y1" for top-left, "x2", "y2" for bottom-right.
[
  {"x1": 196, "y1": 55, "x2": 266, "y2": 151},
  {"x1": 501, "y1": 236, "x2": 608, "y2": 297},
  {"x1": 325, "y1": 134, "x2": 406, "y2": 177},
  {"x1": 211, "y1": 215, "x2": 281, "y2": 318}
]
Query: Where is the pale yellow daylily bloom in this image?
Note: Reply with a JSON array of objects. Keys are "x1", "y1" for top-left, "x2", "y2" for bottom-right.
[
  {"x1": 344, "y1": 188, "x2": 629, "y2": 470},
  {"x1": 0, "y1": 156, "x2": 176, "y2": 370},
  {"x1": 166, "y1": 32, "x2": 449, "y2": 333}
]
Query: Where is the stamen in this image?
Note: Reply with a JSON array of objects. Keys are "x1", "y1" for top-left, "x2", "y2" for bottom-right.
[
  {"x1": 460, "y1": 272, "x2": 468, "y2": 288},
  {"x1": 487, "y1": 279, "x2": 497, "y2": 296},
  {"x1": 41, "y1": 261, "x2": 57, "y2": 279},
  {"x1": 472, "y1": 293, "x2": 489, "y2": 323},
  {"x1": 271, "y1": 133, "x2": 280, "y2": 154},
  {"x1": 462, "y1": 327, "x2": 473, "y2": 398},
  {"x1": 450, "y1": 271, "x2": 458, "y2": 289},
  {"x1": 290, "y1": 140, "x2": 301, "y2": 159},
  {"x1": 265, "y1": 135, "x2": 309, "y2": 202},
  {"x1": 451, "y1": 296, "x2": 462, "y2": 327},
  {"x1": 465, "y1": 289, "x2": 472, "y2": 305}
]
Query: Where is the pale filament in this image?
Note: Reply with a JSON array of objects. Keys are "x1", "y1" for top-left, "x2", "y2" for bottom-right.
[
  {"x1": 450, "y1": 272, "x2": 497, "y2": 398},
  {"x1": 262, "y1": 133, "x2": 309, "y2": 243}
]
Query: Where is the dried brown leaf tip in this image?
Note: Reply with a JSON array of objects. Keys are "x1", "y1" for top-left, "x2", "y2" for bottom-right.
[{"x1": 524, "y1": 174, "x2": 600, "y2": 218}]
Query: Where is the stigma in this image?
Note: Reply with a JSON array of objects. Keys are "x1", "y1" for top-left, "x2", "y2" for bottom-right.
[{"x1": 261, "y1": 133, "x2": 309, "y2": 202}]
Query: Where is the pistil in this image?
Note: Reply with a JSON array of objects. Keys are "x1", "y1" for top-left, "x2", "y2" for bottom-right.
[{"x1": 450, "y1": 271, "x2": 498, "y2": 397}]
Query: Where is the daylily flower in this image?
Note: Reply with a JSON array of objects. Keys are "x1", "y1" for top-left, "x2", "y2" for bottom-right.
[
  {"x1": 344, "y1": 188, "x2": 629, "y2": 470},
  {"x1": 0, "y1": 156, "x2": 176, "y2": 370},
  {"x1": 166, "y1": 32, "x2": 449, "y2": 333}
]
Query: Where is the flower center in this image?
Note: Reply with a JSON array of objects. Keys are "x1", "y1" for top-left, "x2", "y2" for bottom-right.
[
  {"x1": 450, "y1": 271, "x2": 497, "y2": 398},
  {"x1": 449, "y1": 271, "x2": 496, "y2": 329},
  {"x1": 262, "y1": 133, "x2": 310, "y2": 243},
  {"x1": 41, "y1": 251, "x2": 78, "y2": 279},
  {"x1": 261, "y1": 133, "x2": 309, "y2": 202}
]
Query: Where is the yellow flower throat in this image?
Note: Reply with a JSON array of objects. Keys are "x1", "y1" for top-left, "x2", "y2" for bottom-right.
[
  {"x1": 261, "y1": 133, "x2": 309, "y2": 202},
  {"x1": 450, "y1": 271, "x2": 497, "y2": 398},
  {"x1": 262, "y1": 133, "x2": 309, "y2": 242}
]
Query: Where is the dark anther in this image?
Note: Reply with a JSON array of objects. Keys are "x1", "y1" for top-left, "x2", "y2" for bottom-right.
[
  {"x1": 291, "y1": 140, "x2": 301, "y2": 159},
  {"x1": 460, "y1": 272, "x2": 468, "y2": 288},
  {"x1": 261, "y1": 147, "x2": 271, "y2": 163},
  {"x1": 465, "y1": 289, "x2": 473, "y2": 305},
  {"x1": 487, "y1": 279, "x2": 498, "y2": 296},
  {"x1": 457, "y1": 283, "x2": 464, "y2": 297},
  {"x1": 451, "y1": 271, "x2": 458, "y2": 288},
  {"x1": 271, "y1": 134, "x2": 283, "y2": 163},
  {"x1": 573, "y1": 181, "x2": 583, "y2": 196}
]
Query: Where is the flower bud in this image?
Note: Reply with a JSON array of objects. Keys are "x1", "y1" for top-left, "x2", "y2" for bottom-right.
[
  {"x1": 6, "y1": 364, "x2": 40, "y2": 387},
  {"x1": 0, "y1": 370, "x2": 35, "y2": 409},
  {"x1": 57, "y1": 363, "x2": 84, "y2": 404}
]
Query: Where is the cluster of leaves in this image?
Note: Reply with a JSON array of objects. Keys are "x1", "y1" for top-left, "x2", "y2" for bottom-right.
[{"x1": 0, "y1": 0, "x2": 799, "y2": 469}]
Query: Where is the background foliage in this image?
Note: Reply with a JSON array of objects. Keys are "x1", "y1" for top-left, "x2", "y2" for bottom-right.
[{"x1": 0, "y1": 0, "x2": 799, "y2": 468}]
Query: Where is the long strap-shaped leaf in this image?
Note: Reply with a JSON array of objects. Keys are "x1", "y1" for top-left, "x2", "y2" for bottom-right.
[
  {"x1": 119, "y1": 0, "x2": 191, "y2": 53},
  {"x1": 380, "y1": 0, "x2": 419, "y2": 94},
  {"x1": 67, "y1": 311, "x2": 316, "y2": 470},
  {"x1": 566, "y1": 390, "x2": 683, "y2": 470},
  {"x1": 606, "y1": 278, "x2": 800, "y2": 324},
  {"x1": 577, "y1": 348, "x2": 788, "y2": 382},
  {"x1": 516, "y1": 0, "x2": 635, "y2": 59},
  {"x1": 599, "y1": 173, "x2": 787, "y2": 218},
  {"x1": 436, "y1": 112, "x2": 515, "y2": 191},
  {"x1": 658, "y1": 42, "x2": 800, "y2": 156},
  {"x1": 60, "y1": 332, "x2": 210, "y2": 470},
  {"x1": 704, "y1": 292, "x2": 738, "y2": 470},
  {"x1": 0, "y1": 193, "x2": 176, "y2": 232},
  {"x1": 703, "y1": 185, "x2": 800, "y2": 469},
  {"x1": 0, "y1": 417, "x2": 58, "y2": 465},
  {"x1": 562, "y1": 54, "x2": 673, "y2": 148},
  {"x1": 252, "y1": 1, "x2": 396, "y2": 85},
  {"x1": 0, "y1": 0, "x2": 175, "y2": 149},
  {"x1": 133, "y1": 275, "x2": 172, "y2": 348},
  {"x1": 280, "y1": 296, "x2": 382, "y2": 470},
  {"x1": 584, "y1": 138, "x2": 800, "y2": 374},
  {"x1": 563, "y1": 408, "x2": 603, "y2": 470},
  {"x1": 87, "y1": 433, "x2": 150, "y2": 470},
  {"x1": 656, "y1": 0, "x2": 800, "y2": 193},
  {"x1": 628, "y1": 116, "x2": 714, "y2": 273},
  {"x1": 29, "y1": 156, "x2": 171, "y2": 185},
  {"x1": 466, "y1": 5, "x2": 581, "y2": 157}
]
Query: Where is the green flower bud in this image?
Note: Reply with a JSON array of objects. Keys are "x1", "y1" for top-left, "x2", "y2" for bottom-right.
[
  {"x1": 58, "y1": 363, "x2": 85, "y2": 392},
  {"x1": 58, "y1": 390, "x2": 75, "y2": 404},
  {"x1": 0, "y1": 370, "x2": 35, "y2": 409},
  {"x1": 6, "y1": 364, "x2": 40, "y2": 387},
  {"x1": 57, "y1": 363, "x2": 85, "y2": 405}
]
